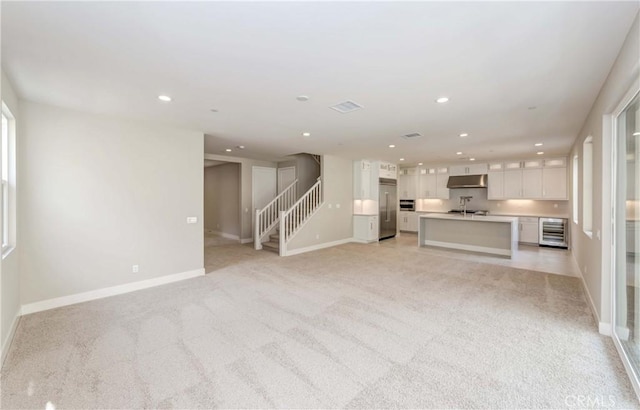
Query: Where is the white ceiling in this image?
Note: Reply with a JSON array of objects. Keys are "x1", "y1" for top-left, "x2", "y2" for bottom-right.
[{"x1": 2, "y1": 2, "x2": 638, "y2": 165}]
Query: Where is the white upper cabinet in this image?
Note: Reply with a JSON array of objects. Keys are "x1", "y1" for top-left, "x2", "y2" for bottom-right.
[
  {"x1": 542, "y1": 167, "x2": 568, "y2": 199},
  {"x1": 435, "y1": 167, "x2": 450, "y2": 199},
  {"x1": 487, "y1": 171, "x2": 504, "y2": 199},
  {"x1": 353, "y1": 160, "x2": 374, "y2": 200},
  {"x1": 417, "y1": 167, "x2": 449, "y2": 199},
  {"x1": 522, "y1": 168, "x2": 543, "y2": 198},
  {"x1": 399, "y1": 167, "x2": 417, "y2": 199},
  {"x1": 488, "y1": 157, "x2": 567, "y2": 200},
  {"x1": 503, "y1": 169, "x2": 524, "y2": 198},
  {"x1": 418, "y1": 157, "x2": 567, "y2": 201},
  {"x1": 449, "y1": 163, "x2": 488, "y2": 176},
  {"x1": 418, "y1": 168, "x2": 437, "y2": 198}
]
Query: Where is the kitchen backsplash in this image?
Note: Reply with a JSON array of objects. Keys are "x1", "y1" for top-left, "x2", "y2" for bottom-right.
[{"x1": 416, "y1": 188, "x2": 569, "y2": 217}]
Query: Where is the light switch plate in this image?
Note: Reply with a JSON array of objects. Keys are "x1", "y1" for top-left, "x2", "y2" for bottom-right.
[{"x1": 187, "y1": 216, "x2": 198, "y2": 224}]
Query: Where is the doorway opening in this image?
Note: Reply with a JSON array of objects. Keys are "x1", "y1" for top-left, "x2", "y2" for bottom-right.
[{"x1": 204, "y1": 160, "x2": 241, "y2": 249}]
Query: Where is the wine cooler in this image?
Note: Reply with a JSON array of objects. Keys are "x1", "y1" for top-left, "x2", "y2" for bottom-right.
[{"x1": 539, "y1": 218, "x2": 569, "y2": 248}]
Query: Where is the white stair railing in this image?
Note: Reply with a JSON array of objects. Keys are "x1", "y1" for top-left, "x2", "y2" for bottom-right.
[
  {"x1": 254, "y1": 179, "x2": 298, "y2": 250},
  {"x1": 279, "y1": 178, "x2": 323, "y2": 254}
]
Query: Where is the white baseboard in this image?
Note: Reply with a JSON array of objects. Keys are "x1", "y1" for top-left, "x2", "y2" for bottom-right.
[
  {"x1": 207, "y1": 230, "x2": 240, "y2": 241},
  {"x1": 241, "y1": 238, "x2": 253, "y2": 244},
  {"x1": 573, "y1": 253, "x2": 607, "y2": 334},
  {"x1": 1, "y1": 312, "x2": 20, "y2": 368},
  {"x1": 21, "y1": 268, "x2": 205, "y2": 316},
  {"x1": 599, "y1": 322, "x2": 612, "y2": 336},
  {"x1": 351, "y1": 238, "x2": 377, "y2": 244},
  {"x1": 284, "y1": 238, "x2": 353, "y2": 256}
]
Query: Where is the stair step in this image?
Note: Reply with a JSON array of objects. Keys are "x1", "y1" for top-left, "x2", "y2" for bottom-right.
[
  {"x1": 270, "y1": 233, "x2": 279, "y2": 241},
  {"x1": 262, "y1": 241, "x2": 280, "y2": 253}
]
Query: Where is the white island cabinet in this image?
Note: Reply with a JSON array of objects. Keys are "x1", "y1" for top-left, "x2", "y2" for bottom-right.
[{"x1": 418, "y1": 213, "x2": 519, "y2": 258}]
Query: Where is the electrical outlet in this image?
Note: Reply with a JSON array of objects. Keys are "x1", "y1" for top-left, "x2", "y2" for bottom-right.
[
  {"x1": 132, "y1": 265, "x2": 139, "y2": 273},
  {"x1": 328, "y1": 204, "x2": 332, "y2": 209},
  {"x1": 553, "y1": 203, "x2": 558, "y2": 208},
  {"x1": 336, "y1": 203, "x2": 341, "y2": 209}
]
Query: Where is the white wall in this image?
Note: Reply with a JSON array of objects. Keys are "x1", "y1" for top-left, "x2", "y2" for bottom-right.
[
  {"x1": 1, "y1": 70, "x2": 21, "y2": 362},
  {"x1": 204, "y1": 153, "x2": 276, "y2": 242},
  {"x1": 19, "y1": 102, "x2": 204, "y2": 305},
  {"x1": 286, "y1": 155, "x2": 353, "y2": 251},
  {"x1": 204, "y1": 163, "x2": 240, "y2": 237},
  {"x1": 570, "y1": 13, "x2": 639, "y2": 327}
]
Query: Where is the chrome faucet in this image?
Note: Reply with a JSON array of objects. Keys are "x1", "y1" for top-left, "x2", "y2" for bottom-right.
[{"x1": 459, "y1": 196, "x2": 473, "y2": 217}]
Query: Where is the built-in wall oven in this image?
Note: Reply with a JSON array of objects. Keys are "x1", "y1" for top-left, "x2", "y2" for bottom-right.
[
  {"x1": 399, "y1": 199, "x2": 415, "y2": 212},
  {"x1": 539, "y1": 218, "x2": 569, "y2": 248}
]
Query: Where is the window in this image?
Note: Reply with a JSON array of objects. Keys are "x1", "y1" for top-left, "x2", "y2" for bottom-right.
[
  {"x1": 572, "y1": 155, "x2": 579, "y2": 224},
  {"x1": 582, "y1": 136, "x2": 593, "y2": 236},
  {"x1": 1, "y1": 103, "x2": 15, "y2": 254}
]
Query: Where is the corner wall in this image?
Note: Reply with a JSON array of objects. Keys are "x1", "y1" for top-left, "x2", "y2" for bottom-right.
[
  {"x1": 203, "y1": 153, "x2": 276, "y2": 242},
  {"x1": 19, "y1": 101, "x2": 205, "y2": 306},
  {"x1": 570, "y1": 13, "x2": 640, "y2": 328},
  {"x1": 286, "y1": 155, "x2": 353, "y2": 252}
]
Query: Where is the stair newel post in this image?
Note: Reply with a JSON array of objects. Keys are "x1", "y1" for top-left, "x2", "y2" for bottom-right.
[
  {"x1": 254, "y1": 209, "x2": 262, "y2": 250},
  {"x1": 279, "y1": 211, "x2": 286, "y2": 256}
]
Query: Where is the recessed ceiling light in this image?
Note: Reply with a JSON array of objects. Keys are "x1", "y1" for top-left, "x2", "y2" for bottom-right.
[
  {"x1": 225, "y1": 149, "x2": 232, "y2": 152},
  {"x1": 456, "y1": 152, "x2": 463, "y2": 155},
  {"x1": 302, "y1": 132, "x2": 311, "y2": 137},
  {"x1": 399, "y1": 158, "x2": 405, "y2": 161},
  {"x1": 389, "y1": 144, "x2": 396, "y2": 148},
  {"x1": 634, "y1": 132, "x2": 640, "y2": 136},
  {"x1": 469, "y1": 158, "x2": 476, "y2": 161},
  {"x1": 534, "y1": 143, "x2": 543, "y2": 147},
  {"x1": 237, "y1": 145, "x2": 245, "y2": 149},
  {"x1": 459, "y1": 133, "x2": 468, "y2": 137},
  {"x1": 158, "y1": 95, "x2": 172, "y2": 102},
  {"x1": 296, "y1": 95, "x2": 309, "y2": 102},
  {"x1": 537, "y1": 151, "x2": 544, "y2": 155},
  {"x1": 436, "y1": 97, "x2": 449, "y2": 104},
  {"x1": 418, "y1": 162, "x2": 423, "y2": 166}
]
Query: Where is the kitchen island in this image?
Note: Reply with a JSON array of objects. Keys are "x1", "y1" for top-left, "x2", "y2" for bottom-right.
[{"x1": 418, "y1": 213, "x2": 519, "y2": 257}]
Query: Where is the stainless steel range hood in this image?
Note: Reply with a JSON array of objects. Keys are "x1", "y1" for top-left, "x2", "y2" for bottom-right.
[{"x1": 446, "y1": 174, "x2": 488, "y2": 189}]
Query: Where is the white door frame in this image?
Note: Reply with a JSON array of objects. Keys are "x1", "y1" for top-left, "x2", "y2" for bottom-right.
[
  {"x1": 609, "y1": 83, "x2": 640, "y2": 398},
  {"x1": 251, "y1": 165, "x2": 278, "y2": 238}
]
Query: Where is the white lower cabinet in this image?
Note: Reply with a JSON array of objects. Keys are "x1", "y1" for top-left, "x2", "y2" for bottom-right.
[
  {"x1": 399, "y1": 211, "x2": 419, "y2": 232},
  {"x1": 518, "y1": 217, "x2": 539, "y2": 244},
  {"x1": 354, "y1": 215, "x2": 378, "y2": 242}
]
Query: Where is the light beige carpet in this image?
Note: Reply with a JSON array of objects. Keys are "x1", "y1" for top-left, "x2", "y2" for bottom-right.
[{"x1": 1, "y1": 237, "x2": 637, "y2": 409}]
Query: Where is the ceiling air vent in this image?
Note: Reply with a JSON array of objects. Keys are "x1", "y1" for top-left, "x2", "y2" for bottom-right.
[
  {"x1": 401, "y1": 132, "x2": 422, "y2": 140},
  {"x1": 329, "y1": 100, "x2": 363, "y2": 113}
]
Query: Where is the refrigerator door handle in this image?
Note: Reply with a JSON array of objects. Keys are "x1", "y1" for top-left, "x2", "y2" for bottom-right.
[{"x1": 385, "y1": 192, "x2": 390, "y2": 222}]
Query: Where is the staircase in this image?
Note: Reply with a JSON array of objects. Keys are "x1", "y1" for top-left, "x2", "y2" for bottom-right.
[
  {"x1": 261, "y1": 229, "x2": 281, "y2": 253},
  {"x1": 254, "y1": 178, "x2": 323, "y2": 255},
  {"x1": 254, "y1": 179, "x2": 297, "y2": 251}
]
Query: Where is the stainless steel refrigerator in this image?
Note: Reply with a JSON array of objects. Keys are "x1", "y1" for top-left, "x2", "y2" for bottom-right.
[{"x1": 378, "y1": 178, "x2": 397, "y2": 240}]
